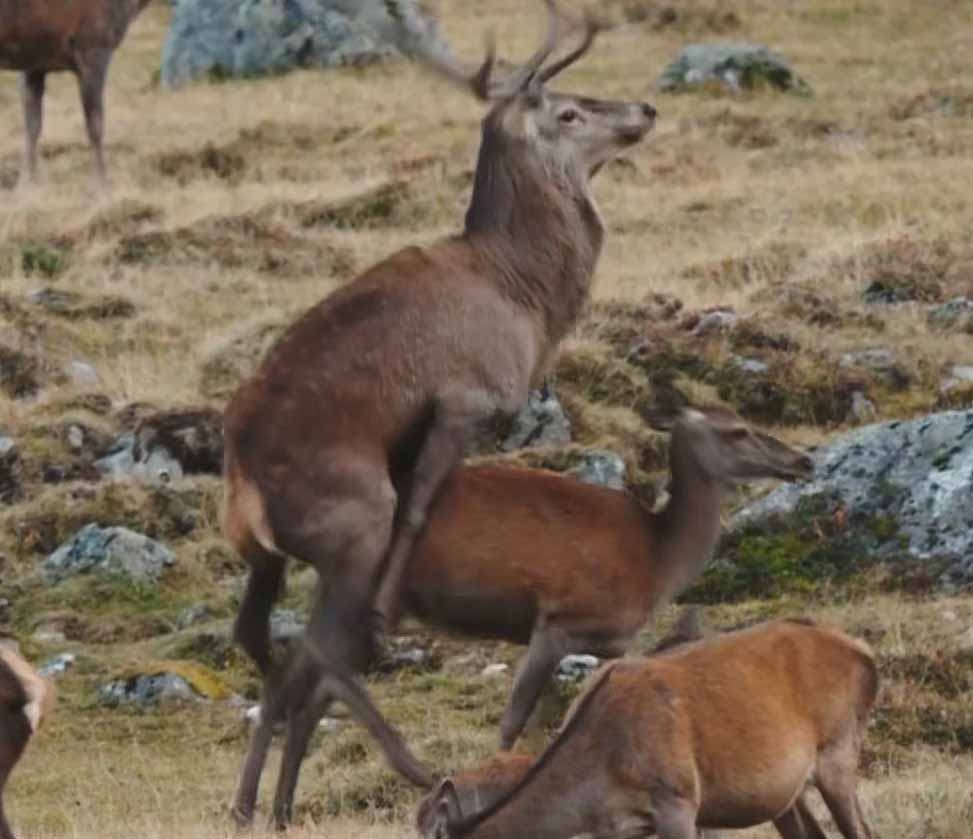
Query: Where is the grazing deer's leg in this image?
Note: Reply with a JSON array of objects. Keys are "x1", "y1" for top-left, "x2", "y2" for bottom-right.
[
  {"x1": 653, "y1": 796, "x2": 699, "y2": 839},
  {"x1": 231, "y1": 714, "x2": 274, "y2": 827},
  {"x1": 773, "y1": 796, "x2": 828, "y2": 839},
  {"x1": 19, "y1": 71, "x2": 45, "y2": 183},
  {"x1": 75, "y1": 49, "x2": 111, "y2": 185},
  {"x1": 372, "y1": 393, "x2": 495, "y2": 641},
  {"x1": 815, "y1": 738, "x2": 872, "y2": 839},
  {"x1": 0, "y1": 709, "x2": 31, "y2": 839},
  {"x1": 499, "y1": 628, "x2": 566, "y2": 749}
]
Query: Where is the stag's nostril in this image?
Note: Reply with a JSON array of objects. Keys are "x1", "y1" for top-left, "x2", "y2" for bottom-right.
[{"x1": 641, "y1": 103, "x2": 658, "y2": 120}]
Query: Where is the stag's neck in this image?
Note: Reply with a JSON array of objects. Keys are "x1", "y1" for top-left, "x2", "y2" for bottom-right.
[
  {"x1": 462, "y1": 134, "x2": 604, "y2": 346},
  {"x1": 649, "y1": 435, "x2": 725, "y2": 600}
]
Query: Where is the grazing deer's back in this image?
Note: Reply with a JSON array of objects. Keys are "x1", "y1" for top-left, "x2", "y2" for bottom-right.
[{"x1": 404, "y1": 465, "x2": 657, "y2": 639}]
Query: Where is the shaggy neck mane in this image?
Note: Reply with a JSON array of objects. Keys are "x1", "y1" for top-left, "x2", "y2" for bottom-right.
[{"x1": 462, "y1": 115, "x2": 604, "y2": 344}]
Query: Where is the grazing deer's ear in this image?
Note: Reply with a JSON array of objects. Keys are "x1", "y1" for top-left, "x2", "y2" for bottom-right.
[{"x1": 432, "y1": 778, "x2": 462, "y2": 836}]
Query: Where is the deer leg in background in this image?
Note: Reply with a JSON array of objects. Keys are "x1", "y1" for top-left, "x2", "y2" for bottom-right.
[
  {"x1": 0, "y1": 709, "x2": 31, "y2": 839},
  {"x1": 653, "y1": 795, "x2": 699, "y2": 839},
  {"x1": 815, "y1": 737, "x2": 873, "y2": 839},
  {"x1": 270, "y1": 654, "x2": 332, "y2": 829},
  {"x1": 18, "y1": 71, "x2": 45, "y2": 183},
  {"x1": 499, "y1": 627, "x2": 567, "y2": 750},
  {"x1": 75, "y1": 49, "x2": 111, "y2": 185},
  {"x1": 771, "y1": 793, "x2": 827, "y2": 839},
  {"x1": 371, "y1": 393, "x2": 496, "y2": 644}
]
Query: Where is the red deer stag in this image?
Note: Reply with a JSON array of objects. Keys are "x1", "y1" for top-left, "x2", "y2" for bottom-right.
[
  {"x1": 418, "y1": 619, "x2": 878, "y2": 839},
  {"x1": 230, "y1": 406, "x2": 812, "y2": 825},
  {"x1": 0, "y1": 642, "x2": 55, "y2": 839},
  {"x1": 223, "y1": 0, "x2": 657, "y2": 826},
  {"x1": 0, "y1": 0, "x2": 152, "y2": 184}
]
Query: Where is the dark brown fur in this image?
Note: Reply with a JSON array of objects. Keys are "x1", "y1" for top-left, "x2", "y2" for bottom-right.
[
  {"x1": 0, "y1": 0, "x2": 151, "y2": 183},
  {"x1": 0, "y1": 646, "x2": 53, "y2": 839},
  {"x1": 419, "y1": 620, "x2": 879, "y2": 839}
]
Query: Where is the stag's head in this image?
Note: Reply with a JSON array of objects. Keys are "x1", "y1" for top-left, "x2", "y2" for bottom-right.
[
  {"x1": 651, "y1": 405, "x2": 815, "y2": 486},
  {"x1": 395, "y1": 0, "x2": 656, "y2": 184}
]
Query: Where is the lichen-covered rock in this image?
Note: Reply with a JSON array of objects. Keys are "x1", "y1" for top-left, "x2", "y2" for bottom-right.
[
  {"x1": 928, "y1": 297, "x2": 973, "y2": 333},
  {"x1": 99, "y1": 660, "x2": 233, "y2": 706},
  {"x1": 161, "y1": 0, "x2": 447, "y2": 87},
  {"x1": 657, "y1": 43, "x2": 811, "y2": 95},
  {"x1": 499, "y1": 387, "x2": 572, "y2": 452},
  {"x1": 567, "y1": 450, "x2": 627, "y2": 489},
  {"x1": 95, "y1": 432, "x2": 185, "y2": 486},
  {"x1": 43, "y1": 523, "x2": 176, "y2": 585},
  {"x1": 731, "y1": 410, "x2": 973, "y2": 586},
  {"x1": 556, "y1": 654, "x2": 599, "y2": 683}
]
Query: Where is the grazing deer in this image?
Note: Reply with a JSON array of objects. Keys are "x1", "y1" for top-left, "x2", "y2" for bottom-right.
[
  {"x1": 0, "y1": 642, "x2": 55, "y2": 839},
  {"x1": 230, "y1": 406, "x2": 812, "y2": 825},
  {"x1": 418, "y1": 618, "x2": 878, "y2": 839},
  {"x1": 224, "y1": 0, "x2": 656, "y2": 826},
  {"x1": 0, "y1": 0, "x2": 152, "y2": 184}
]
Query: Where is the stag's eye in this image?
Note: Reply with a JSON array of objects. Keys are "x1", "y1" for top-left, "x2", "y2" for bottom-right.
[{"x1": 558, "y1": 108, "x2": 581, "y2": 124}]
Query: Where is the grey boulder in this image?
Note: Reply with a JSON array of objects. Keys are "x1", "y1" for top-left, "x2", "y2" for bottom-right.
[
  {"x1": 161, "y1": 0, "x2": 447, "y2": 86},
  {"x1": 657, "y1": 43, "x2": 811, "y2": 95},
  {"x1": 732, "y1": 410, "x2": 973, "y2": 584},
  {"x1": 43, "y1": 524, "x2": 175, "y2": 585}
]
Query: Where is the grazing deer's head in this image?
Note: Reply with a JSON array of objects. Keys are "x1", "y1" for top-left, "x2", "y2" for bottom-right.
[{"x1": 650, "y1": 405, "x2": 815, "y2": 486}]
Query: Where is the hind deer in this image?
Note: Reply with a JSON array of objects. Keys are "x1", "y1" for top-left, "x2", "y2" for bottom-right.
[
  {"x1": 223, "y1": 0, "x2": 656, "y2": 826},
  {"x1": 418, "y1": 618, "x2": 878, "y2": 839},
  {"x1": 230, "y1": 406, "x2": 812, "y2": 825},
  {"x1": 0, "y1": 642, "x2": 55, "y2": 839},
  {"x1": 0, "y1": 0, "x2": 153, "y2": 185}
]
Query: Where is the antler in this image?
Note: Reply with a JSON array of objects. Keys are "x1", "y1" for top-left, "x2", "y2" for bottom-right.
[
  {"x1": 537, "y1": 8, "x2": 601, "y2": 84},
  {"x1": 388, "y1": 0, "x2": 567, "y2": 101}
]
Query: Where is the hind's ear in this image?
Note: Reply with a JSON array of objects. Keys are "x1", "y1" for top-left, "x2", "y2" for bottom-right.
[{"x1": 431, "y1": 778, "x2": 462, "y2": 838}]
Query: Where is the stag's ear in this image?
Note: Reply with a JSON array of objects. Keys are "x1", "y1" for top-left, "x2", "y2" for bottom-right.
[{"x1": 431, "y1": 778, "x2": 462, "y2": 837}]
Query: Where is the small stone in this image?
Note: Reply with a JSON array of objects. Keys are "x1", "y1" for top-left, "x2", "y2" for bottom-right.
[
  {"x1": 270, "y1": 609, "x2": 305, "y2": 643},
  {"x1": 499, "y1": 387, "x2": 572, "y2": 451},
  {"x1": 941, "y1": 610, "x2": 958, "y2": 622},
  {"x1": 568, "y1": 450, "x2": 627, "y2": 490},
  {"x1": 100, "y1": 673, "x2": 198, "y2": 707},
  {"x1": 731, "y1": 356, "x2": 769, "y2": 375},
  {"x1": 67, "y1": 425, "x2": 85, "y2": 451},
  {"x1": 957, "y1": 627, "x2": 973, "y2": 652},
  {"x1": 940, "y1": 366, "x2": 973, "y2": 394},
  {"x1": 556, "y1": 654, "x2": 600, "y2": 683},
  {"x1": 176, "y1": 603, "x2": 211, "y2": 630},
  {"x1": 95, "y1": 432, "x2": 185, "y2": 486},
  {"x1": 65, "y1": 360, "x2": 99, "y2": 387},
  {"x1": 692, "y1": 309, "x2": 738, "y2": 337},
  {"x1": 849, "y1": 391, "x2": 877, "y2": 424},
  {"x1": 38, "y1": 653, "x2": 76, "y2": 678},
  {"x1": 481, "y1": 663, "x2": 509, "y2": 678},
  {"x1": 32, "y1": 625, "x2": 66, "y2": 644},
  {"x1": 928, "y1": 298, "x2": 973, "y2": 331},
  {"x1": 839, "y1": 350, "x2": 910, "y2": 390}
]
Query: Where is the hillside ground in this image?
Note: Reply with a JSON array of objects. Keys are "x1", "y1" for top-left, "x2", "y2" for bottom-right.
[{"x1": 1, "y1": 0, "x2": 972, "y2": 836}]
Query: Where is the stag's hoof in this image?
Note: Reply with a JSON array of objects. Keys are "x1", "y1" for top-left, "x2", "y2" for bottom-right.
[{"x1": 229, "y1": 804, "x2": 255, "y2": 829}]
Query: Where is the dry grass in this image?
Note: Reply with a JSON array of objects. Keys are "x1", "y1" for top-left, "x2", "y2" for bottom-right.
[{"x1": 2, "y1": 0, "x2": 973, "y2": 836}]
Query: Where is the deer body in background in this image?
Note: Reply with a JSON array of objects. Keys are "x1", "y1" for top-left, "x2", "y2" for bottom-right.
[
  {"x1": 231, "y1": 407, "x2": 812, "y2": 825},
  {"x1": 223, "y1": 0, "x2": 656, "y2": 826},
  {"x1": 419, "y1": 619, "x2": 878, "y2": 839},
  {"x1": 0, "y1": 0, "x2": 152, "y2": 184},
  {"x1": 0, "y1": 643, "x2": 55, "y2": 839}
]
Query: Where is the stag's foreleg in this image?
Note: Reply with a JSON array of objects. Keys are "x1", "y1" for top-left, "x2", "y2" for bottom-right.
[
  {"x1": 18, "y1": 71, "x2": 45, "y2": 184},
  {"x1": 75, "y1": 49, "x2": 111, "y2": 185},
  {"x1": 372, "y1": 391, "x2": 497, "y2": 645},
  {"x1": 814, "y1": 733, "x2": 872, "y2": 839}
]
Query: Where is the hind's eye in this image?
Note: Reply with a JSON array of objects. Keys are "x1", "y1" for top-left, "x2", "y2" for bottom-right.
[{"x1": 558, "y1": 108, "x2": 580, "y2": 124}]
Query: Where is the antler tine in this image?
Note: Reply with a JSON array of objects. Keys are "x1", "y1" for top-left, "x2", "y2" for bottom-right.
[
  {"x1": 385, "y1": 0, "x2": 497, "y2": 101},
  {"x1": 537, "y1": 8, "x2": 601, "y2": 84},
  {"x1": 495, "y1": 0, "x2": 561, "y2": 96}
]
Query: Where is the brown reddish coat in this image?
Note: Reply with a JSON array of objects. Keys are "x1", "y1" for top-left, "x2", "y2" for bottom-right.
[{"x1": 419, "y1": 619, "x2": 878, "y2": 839}]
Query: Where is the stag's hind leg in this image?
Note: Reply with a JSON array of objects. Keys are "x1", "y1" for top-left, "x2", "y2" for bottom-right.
[
  {"x1": 75, "y1": 49, "x2": 111, "y2": 185},
  {"x1": 372, "y1": 391, "x2": 500, "y2": 643},
  {"x1": 773, "y1": 792, "x2": 827, "y2": 839}
]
